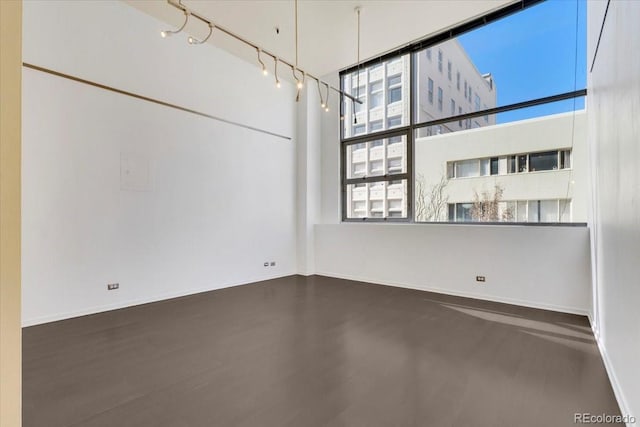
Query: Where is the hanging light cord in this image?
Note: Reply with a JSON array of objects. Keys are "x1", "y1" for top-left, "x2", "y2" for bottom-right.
[
  {"x1": 357, "y1": 7, "x2": 361, "y2": 97},
  {"x1": 561, "y1": 0, "x2": 581, "y2": 219},
  {"x1": 354, "y1": 7, "x2": 362, "y2": 123}
]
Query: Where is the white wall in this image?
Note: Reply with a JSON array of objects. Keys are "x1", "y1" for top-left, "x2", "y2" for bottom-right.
[
  {"x1": 588, "y1": 0, "x2": 640, "y2": 420},
  {"x1": 315, "y1": 223, "x2": 591, "y2": 314},
  {"x1": 295, "y1": 87, "x2": 324, "y2": 275},
  {"x1": 22, "y1": 1, "x2": 297, "y2": 325}
]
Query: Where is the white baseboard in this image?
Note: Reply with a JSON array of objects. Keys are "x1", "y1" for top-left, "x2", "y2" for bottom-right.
[
  {"x1": 22, "y1": 272, "x2": 295, "y2": 327},
  {"x1": 589, "y1": 321, "x2": 635, "y2": 426},
  {"x1": 314, "y1": 271, "x2": 590, "y2": 316}
]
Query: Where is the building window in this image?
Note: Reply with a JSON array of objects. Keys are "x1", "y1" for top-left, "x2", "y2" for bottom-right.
[
  {"x1": 469, "y1": 87, "x2": 473, "y2": 104},
  {"x1": 354, "y1": 86, "x2": 366, "y2": 113},
  {"x1": 447, "y1": 61, "x2": 452, "y2": 81},
  {"x1": 529, "y1": 150, "x2": 558, "y2": 171},
  {"x1": 387, "y1": 116, "x2": 402, "y2": 129},
  {"x1": 480, "y1": 158, "x2": 490, "y2": 176},
  {"x1": 448, "y1": 199, "x2": 571, "y2": 223},
  {"x1": 464, "y1": 80, "x2": 467, "y2": 99},
  {"x1": 438, "y1": 50, "x2": 443, "y2": 72},
  {"x1": 369, "y1": 81, "x2": 383, "y2": 108},
  {"x1": 426, "y1": 49, "x2": 431, "y2": 60},
  {"x1": 456, "y1": 71, "x2": 460, "y2": 90},
  {"x1": 458, "y1": 107, "x2": 463, "y2": 126},
  {"x1": 428, "y1": 78, "x2": 434, "y2": 104},
  {"x1": 451, "y1": 99, "x2": 456, "y2": 116},
  {"x1": 387, "y1": 74, "x2": 402, "y2": 104},
  {"x1": 560, "y1": 149, "x2": 571, "y2": 169},
  {"x1": 448, "y1": 203, "x2": 473, "y2": 222},
  {"x1": 448, "y1": 151, "x2": 571, "y2": 178},
  {"x1": 490, "y1": 157, "x2": 499, "y2": 175},
  {"x1": 370, "y1": 120, "x2": 383, "y2": 132},
  {"x1": 437, "y1": 87, "x2": 443, "y2": 111},
  {"x1": 353, "y1": 124, "x2": 366, "y2": 136},
  {"x1": 475, "y1": 94, "x2": 481, "y2": 111},
  {"x1": 454, "y1": 159, "x2": 479, "y2": 178},
  {"x1": 344, "y1": 135, "x2": 408, "y2": 219}
]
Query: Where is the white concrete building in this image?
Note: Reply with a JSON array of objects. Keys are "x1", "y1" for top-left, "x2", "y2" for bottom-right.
[
  {"x1": 417, "y1": 39, "x2": 497, "y2": 136},
  {"x1": 415, "y1": 111, "x2": 587, "y2": 223},
  {"x1": 342, "y1": 39, "x2": 497, "y2": 140},
  {"x1": 342, "y1": 40, "x2": 500, "y2": 220}
]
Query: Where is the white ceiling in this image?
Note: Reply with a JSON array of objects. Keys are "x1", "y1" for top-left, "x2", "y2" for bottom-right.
[{"x1": 125, "y1": 0, "x2": 513, "y2": 77}]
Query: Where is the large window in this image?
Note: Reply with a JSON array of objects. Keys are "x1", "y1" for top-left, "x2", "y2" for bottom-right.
[
  {"x1": 447, "y1": 150, "x2": 571, "y2": 178},
  {"x1": 448, "y1": 199, "x2": 571, "y2": 223},
  {"x1": 340, "y1": 0, "x2": 585, "y2": 223},
  {"x1": 343, "y1": 133, "x2": 409, "y2": 219}
]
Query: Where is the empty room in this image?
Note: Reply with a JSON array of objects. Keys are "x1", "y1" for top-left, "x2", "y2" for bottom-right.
[{"x1": 1, "y1": 0, "x2": 639, "y2": 426}]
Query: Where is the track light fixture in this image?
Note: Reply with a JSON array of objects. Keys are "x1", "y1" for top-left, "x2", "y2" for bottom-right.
[
  {"x1": 161, "y1": 9, "x2": 190, "y2": 38},
  {"x1": 257, "y1": 48, "x2": 268, "y2": 76},
  {"x1": 188, "y1": 23, "x2": 214, "y2": 45},
  {"x1": 274, "y1": 58, "x2": 281, "y2": 88},
  {"x1": 317, "y1": 79, "x2": 325, "y2": 108},
  {"x1": 160, "y1": 0, "x2": 363, "y2": 107},
  {"x1": 324, "y1": 83, "x2": 330, "y2": 112}
]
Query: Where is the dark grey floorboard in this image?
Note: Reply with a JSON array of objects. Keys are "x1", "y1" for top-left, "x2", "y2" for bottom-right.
[{"x1": 23, "y1": 275, "x2": 622, "y2": 426}]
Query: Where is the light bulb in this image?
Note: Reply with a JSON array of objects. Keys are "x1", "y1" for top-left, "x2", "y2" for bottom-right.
[
  {"x1": 262, "y1": 68, "x2": 268, "y2": 76},
  {"x1": 325, "y1": 107, "x2": 330, "y2": 112},
  {"x1": 188, "y1": 36, "x2": 194, "y2": 44},
  {"x1": 276, "y1": 81, "x2": 281, "y2": 88},
  {"x1": 160, "y1": 31, "x2": 168, "y2": 38},
  {"x1": 321, "y1": 102, "x2": 326, "y2": 108},
  {"x1": 297, "y1": 81, "x2": 303, "y2": 89}
]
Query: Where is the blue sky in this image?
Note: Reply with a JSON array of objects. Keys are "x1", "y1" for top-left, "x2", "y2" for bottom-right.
[{"x1": 458, "y1": 0, "x2": 586, "y2": 123}]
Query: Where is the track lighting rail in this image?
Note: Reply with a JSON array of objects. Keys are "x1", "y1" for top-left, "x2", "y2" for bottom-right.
[{"x1": 164, "y1": 0, "x2": 362, "y2": 105}]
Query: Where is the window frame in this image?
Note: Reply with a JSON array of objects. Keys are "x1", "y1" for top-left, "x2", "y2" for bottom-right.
[
  {"x1": 339, "y1": 0, "x2": 586, "y2": 224},
  {"x1": 341, "y1": 128, "x2": 413, "y2": 222}
]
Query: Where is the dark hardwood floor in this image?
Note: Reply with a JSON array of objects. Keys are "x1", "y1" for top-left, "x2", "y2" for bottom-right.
[{"x1": 23, "y1": 275, "x2": 621, "y2": 426}]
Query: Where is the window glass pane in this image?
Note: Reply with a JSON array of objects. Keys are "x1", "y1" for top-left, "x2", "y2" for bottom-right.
[
  {"x1": 490, "y1": 157, "x2": 499, "y2": 175},
  {"x1": 517, "y1": 201, "x2": 528, "y2": 222},
  {"x1": 529, "y1": 151, "x2": 558, "y2": 171},
  {"x1": 528, "y1": 201, "x2": 540, "y2": 223},
  {"x1": 388, "y1": 74, "x2": 401, "y2": 86},
  {"x1": 540, "y1": 200, "x2": 558, "y2": 222},
  {"x1": 346, "y1": 136, "x2": 407, "y2": 179},
  {"x1": 346, "y1": 180, "x2": 408, "y2": 219},
  {"x1": 560, "y1": 150, "x2": 572, "y2": 169},
  {"x1": 353, "y1": 124, "x2": 366, "y2": 136},
  {"x1": 413, "y1": 0, "x2": 585, "y2": 131},
  {"x1": 388, "y1": 87, "x2": 402, "y2": 104},
  {"x1": 370, "y1": 120, "x2": 383, "y2": 132},
  {"x1": 559, "y1": 200, "x2": 571, "y2": 222},
  {"x1": 456, "y1": 203, "x2": 473, "y2": 222},
  {"x1": 342, "y1": 55, "x2": 409, "y2": 138},
  {"x1": 455, "y1": 159, "x2": 478, "y2": 178},
  {"x1": 480, "y1": 158, "x2": 489, "y2": 176},
  {"x1": 502, "y1": 201, "x2": 516, "y2": 222},
  {"x1": 387, "y1": 116, "x2": 402, "y2": 129}
]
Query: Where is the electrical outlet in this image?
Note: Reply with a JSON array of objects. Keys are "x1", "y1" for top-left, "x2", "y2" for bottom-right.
[
  {"x1": 476, "y1": 276, "x2": 486, "y2": 283},
  {"x1": 107, "y1": 283, "x2": 119, "y2": 290},
  {"x1": 264, "y1": 262, "x2": 269, "y2": 267},
  {"x1": 270, "y1": 261, "x2": 276, "y2": 266}
]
